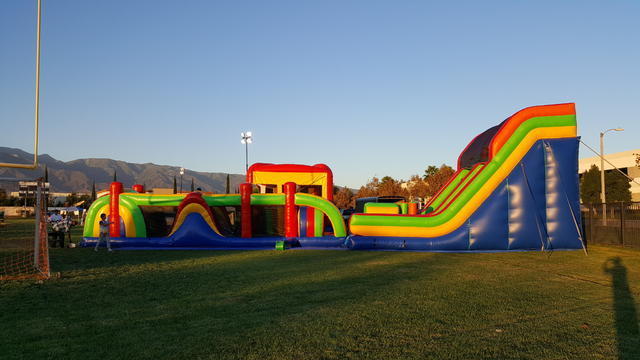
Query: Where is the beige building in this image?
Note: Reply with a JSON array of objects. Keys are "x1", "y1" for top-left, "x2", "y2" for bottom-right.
[
  {"x1": 151, "y1": 188, "x2": 176, "y2": 195},
  {"x1": 579, "y1": 149, "x2": 640, "y2": 202}
]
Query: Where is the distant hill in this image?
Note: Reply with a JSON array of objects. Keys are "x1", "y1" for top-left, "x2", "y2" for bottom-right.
[{"x1": 0, "y1": 147, "x2": 245, "y2": 194}]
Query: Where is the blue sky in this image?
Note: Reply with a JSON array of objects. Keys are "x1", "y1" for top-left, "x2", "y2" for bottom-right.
[{"x1": 1, "y1": 1, "x2": 639, "y2": 188}]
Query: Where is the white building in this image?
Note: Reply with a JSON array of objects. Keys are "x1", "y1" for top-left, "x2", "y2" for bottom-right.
[{"x1": 579, "y1": 149, "x2": 640, "y2": 202}]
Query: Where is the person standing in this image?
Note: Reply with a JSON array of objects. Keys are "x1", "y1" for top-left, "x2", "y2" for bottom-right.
[
  {"x1": 61, "y1": 213, "x2": 72, "y2": 245},
  {"x1": 49, "y1": 211, "x2": 65, "y2": 248},
  {"x1": 94, "y1": 213, "x2": 113, "y2": 252},
  {"x1": 80, "y1": 209, "x2": 87, "y2": 226}
]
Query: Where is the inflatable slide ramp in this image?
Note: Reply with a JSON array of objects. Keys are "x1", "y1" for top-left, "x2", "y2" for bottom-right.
[{"x1": 348, "y1": 103, "x2": 584, "y2": 251}]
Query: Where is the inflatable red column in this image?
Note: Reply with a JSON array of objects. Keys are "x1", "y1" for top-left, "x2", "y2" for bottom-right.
[
  {"x1": 284, "y1": 182, "x2": 298, "y2": 238},
  {"x1": 408, "y1": 202, "x2": 418, "y2": 215},
  {"x1": 240, "y1": 183, "x2": 252, "y2": 238},
  {"x1": 132, "y1": 184, "x2": 145, "y2": 193},
  {"x1": 109, "y1": 182, "x2": 123, "y2": 237}
]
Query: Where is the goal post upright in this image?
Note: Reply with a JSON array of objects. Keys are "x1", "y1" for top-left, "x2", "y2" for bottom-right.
[{"x1": 0, "y1": 0, "x2": 42, "y2": 170}]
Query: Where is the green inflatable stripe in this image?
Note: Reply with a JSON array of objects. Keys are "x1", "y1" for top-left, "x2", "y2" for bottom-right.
[
  {"x1": 122, "y1": 194, "x2": 184, "y2": 207},
  {"x1": 119, "y1": 195, "x2": 147, "y2": 238},
  {"x1": 399, "y1": 202, "x2": 409, "y2": 214},
  {"x1": 83, "y1": 195, "x2": 110, "y2": 237},
  {"x1": 295, "y1": 193, "x2": 347, "y2": 237},
  {"x1": 251, "y1": 194, "x2": 285, "y2": 206},
  {"x1": 313, "y1": 209, "x2": 324, "y2": 237},
  {"x1": 426, "y1": 169, "x2": 470, "y2": 213},
  {"x1": 124, "y1": 193, "x2": 243, "y2": 207},
  {"x1": 206, "y1": 195, "x2": 241, "y2": 206},
  {"x1": 351, "y1": 114, "x2": 576, "y2": 228}
]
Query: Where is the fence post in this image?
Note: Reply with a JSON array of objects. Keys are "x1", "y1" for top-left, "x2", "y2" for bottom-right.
[
  {"x1": 620, "y1": 201, "x2": 625, "y2": 247},
  {"x1": 589, "y1": 203, "x2": 594, "y2": 246},
  {"x1": 33, "y1": 180, "x2": 42, "y2": 267}
]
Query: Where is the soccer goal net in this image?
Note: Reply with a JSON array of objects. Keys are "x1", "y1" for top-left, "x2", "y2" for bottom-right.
[{"x1": 0, "y1": 178, "x2": 49, "y2": 280}]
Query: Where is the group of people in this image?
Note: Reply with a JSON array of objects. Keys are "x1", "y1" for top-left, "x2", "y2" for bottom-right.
[
  {"x1": 47, "y1": 211, "x2": 73, "y2": 248},
  {"x1": 47, "y1": 211, "x2": 113, "y2": 251}
]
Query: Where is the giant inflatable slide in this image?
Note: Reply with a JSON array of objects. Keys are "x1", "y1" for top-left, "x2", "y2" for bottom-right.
[{"x1": 82, "y1": 103, "x2": 584, "y2": 252}]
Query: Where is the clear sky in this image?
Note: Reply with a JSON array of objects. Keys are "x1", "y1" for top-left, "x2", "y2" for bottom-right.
[{"x1": 1, "y1": 1, "x2": 639, "y2": 188}]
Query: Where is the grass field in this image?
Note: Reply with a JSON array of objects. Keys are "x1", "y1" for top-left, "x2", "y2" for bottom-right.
[{"x1": 1, "y1": 222, "x2": 639, "y2": 359}]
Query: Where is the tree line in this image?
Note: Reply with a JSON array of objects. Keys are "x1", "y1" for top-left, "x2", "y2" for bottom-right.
[
  {"x1": 333, "y1": 162, "x2": 635, "y2": 210},
  {"x1": 332, "y1": 164, "x2": 455, "y2": 209},
  {"x1": 580, "y1": 164, "x2": 631, "y2": 204}
]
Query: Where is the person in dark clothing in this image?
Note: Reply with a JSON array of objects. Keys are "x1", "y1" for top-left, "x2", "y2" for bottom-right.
[
  {"x1": 61, "y1": 213, "x2": 72, "y2": 244},
  {"x1": 49, "y1": 212, "x2": 65, "y2": 248}
]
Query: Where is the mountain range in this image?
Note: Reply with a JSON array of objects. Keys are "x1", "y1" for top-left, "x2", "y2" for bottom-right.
[{"x1": 0, "y1": 147, "x2": 245, "y2": 194}]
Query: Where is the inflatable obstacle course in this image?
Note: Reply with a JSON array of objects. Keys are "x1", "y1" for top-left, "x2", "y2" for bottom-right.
[
  {"x1": 83, "y1": 103, "x2": 584, "y2": 252},
  {"x1": 83, "y1": 164, "x2": 346, "y2": 249}
]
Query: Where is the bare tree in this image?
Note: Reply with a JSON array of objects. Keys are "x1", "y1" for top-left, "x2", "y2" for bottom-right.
[{"x1": 333, "y1": 187, "x2": 354, "y2": 209}]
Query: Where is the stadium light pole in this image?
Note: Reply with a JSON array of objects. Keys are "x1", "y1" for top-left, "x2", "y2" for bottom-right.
[
  {"x1": 179, "y1": 167, "x2": 185, "y2": 193},
  {"x1": 241, "y1": 131, "x2": 253, "y2": 173},
  {"x1": 600, "y1": 128, "x2": 624, "y2": 225}
]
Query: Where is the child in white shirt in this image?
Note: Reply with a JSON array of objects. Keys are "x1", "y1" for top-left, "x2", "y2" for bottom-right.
[{"x1": 95, "y1": 213, "x2": 113, "y2": 252}]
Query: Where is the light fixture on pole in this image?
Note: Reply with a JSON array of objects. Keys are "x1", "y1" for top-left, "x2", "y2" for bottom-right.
[
  {"x1": 241, "y1": 131, "x2": 253, "y2": 172},
  {"x1": 179, "y1": 167, "x2": 185, "y2": 193},
  {"x1": 600, "y1": 128, "x2": 624, "y2": 225}
]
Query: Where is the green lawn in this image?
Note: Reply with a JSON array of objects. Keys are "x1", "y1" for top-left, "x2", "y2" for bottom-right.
[{"x1": 1, "y1": 242, "x2": 639, "y2": 359}]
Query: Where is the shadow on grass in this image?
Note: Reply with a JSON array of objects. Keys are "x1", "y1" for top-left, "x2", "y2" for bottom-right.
[
  {"x1": 48, "y1": 248, "x2": 261, "y2": 274},
  {"x1": 603, "y1": 257, "x2": 640, "y2": 360},
  {"x1": 47, "y1": 248, "x2": 390, "y2": 275},
  {"x1": 0, "y1": 250, "x2": 454, "y2": 360}
]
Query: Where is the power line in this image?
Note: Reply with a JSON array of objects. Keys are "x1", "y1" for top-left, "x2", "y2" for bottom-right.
[{"x1": 579, "y1": 140, "x2": 640, "y2": 186}]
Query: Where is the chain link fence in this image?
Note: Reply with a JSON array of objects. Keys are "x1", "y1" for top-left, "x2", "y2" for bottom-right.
[{"x1": 582, "y1": 202, "x2": 640, "y2": 249}]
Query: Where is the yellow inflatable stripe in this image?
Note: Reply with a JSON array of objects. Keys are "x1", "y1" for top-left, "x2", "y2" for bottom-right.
[
  {"x1": 364, "y1": 203, "x2": 400, "y2": 214},
  {"x1": 91, "y1": 204, "x2": 108, "y2": 237},
  {"x1": 350, "y1": 126, "x2": 576, "y2": 237}
]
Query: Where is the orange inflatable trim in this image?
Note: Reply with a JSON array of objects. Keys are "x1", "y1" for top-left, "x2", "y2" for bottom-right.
[{"x1": 489, "y1": 103, "x2": 575, "y2": 158}]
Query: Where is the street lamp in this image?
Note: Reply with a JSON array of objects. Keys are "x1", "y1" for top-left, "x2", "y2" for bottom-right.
[
  {"x1": 600, "y1": 128, "x2": 624, "y2": 224},
  {"x1": 179, "y1": 167, "x2": 185, "y2": 193},
  {"x1": 241, "y1": 131, "x2": 253, "y2": 172}
]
